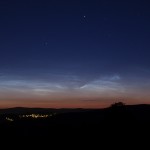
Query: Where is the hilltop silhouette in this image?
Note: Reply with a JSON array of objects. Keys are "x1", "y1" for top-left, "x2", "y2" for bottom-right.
[{"x1": 0, "y1": 103, "x2": 150, "y2": 145}]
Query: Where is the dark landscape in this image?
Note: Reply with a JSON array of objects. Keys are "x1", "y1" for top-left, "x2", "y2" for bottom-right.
[{"x1": 1, "y1": 103, "x2": 150, "y2": 140}]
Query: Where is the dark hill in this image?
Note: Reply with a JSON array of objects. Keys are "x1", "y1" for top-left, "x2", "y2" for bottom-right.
[{"x1": 1, "y1": 104, "x2": 150, "y2": 142}]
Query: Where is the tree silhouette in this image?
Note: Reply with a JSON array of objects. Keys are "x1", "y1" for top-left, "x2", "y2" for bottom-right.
[{"x1": 110, "y1": 102, "x2": 125, "y2": 108}]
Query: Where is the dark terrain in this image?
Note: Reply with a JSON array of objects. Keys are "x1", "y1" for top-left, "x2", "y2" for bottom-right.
[{"x1": 0, "y1": 103, "x2": 150, "y2": 145}]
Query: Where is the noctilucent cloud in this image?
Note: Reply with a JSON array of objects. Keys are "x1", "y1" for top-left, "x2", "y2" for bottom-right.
[{"x1": 0, "y1": 0, "x2": 150, "y2": 108}]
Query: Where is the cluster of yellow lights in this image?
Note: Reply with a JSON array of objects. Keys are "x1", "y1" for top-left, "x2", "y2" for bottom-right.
[
  {"x1": 19, "y1": 114, "x2": 53, "y2": 119},
  {"x1": 6, "y1": 117, "x2": 14, "y2": 122}
]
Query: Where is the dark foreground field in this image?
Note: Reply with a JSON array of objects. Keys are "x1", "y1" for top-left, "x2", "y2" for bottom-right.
[{"x1": 0, "y1": 104, "x2": 150, "y2": 146}]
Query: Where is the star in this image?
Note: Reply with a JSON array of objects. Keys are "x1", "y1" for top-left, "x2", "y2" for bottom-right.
[{"x1": 44, "y1": 42, "x2": 48, "y2": 46}]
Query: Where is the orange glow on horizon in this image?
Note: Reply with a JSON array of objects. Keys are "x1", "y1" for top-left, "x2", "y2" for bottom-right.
[{"x1": 0, "y1": 97, "x2": 150, "y2": 109}]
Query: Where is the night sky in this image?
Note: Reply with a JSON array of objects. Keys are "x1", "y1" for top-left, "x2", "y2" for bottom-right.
[{"x1": 0, "y1": 0, "x2": 150, "y2": 108}]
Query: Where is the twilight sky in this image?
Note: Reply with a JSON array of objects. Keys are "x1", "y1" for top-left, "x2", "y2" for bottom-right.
[{"x1": 0, "y1": 0, "x2": 150, "y2": 108}]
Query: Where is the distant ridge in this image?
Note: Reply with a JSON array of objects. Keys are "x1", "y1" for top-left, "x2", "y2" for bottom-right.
[
  {"x1": 1, "y1": 104, "x2": 150, "y2": 115},
  {"x1": 0, "y1": 107, "x2": 86, "y2": 114}
]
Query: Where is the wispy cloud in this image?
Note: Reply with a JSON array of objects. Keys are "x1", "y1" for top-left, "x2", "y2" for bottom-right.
[
  {"x1": 0, "y1": 73, "x2": 150, "y2": 103},
  {"x1": 79, "y1": 75, "x2": 124, "y2": 93},
  {"x1": 0, "y1": 74, "x2": 123, "y2": 97}
]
